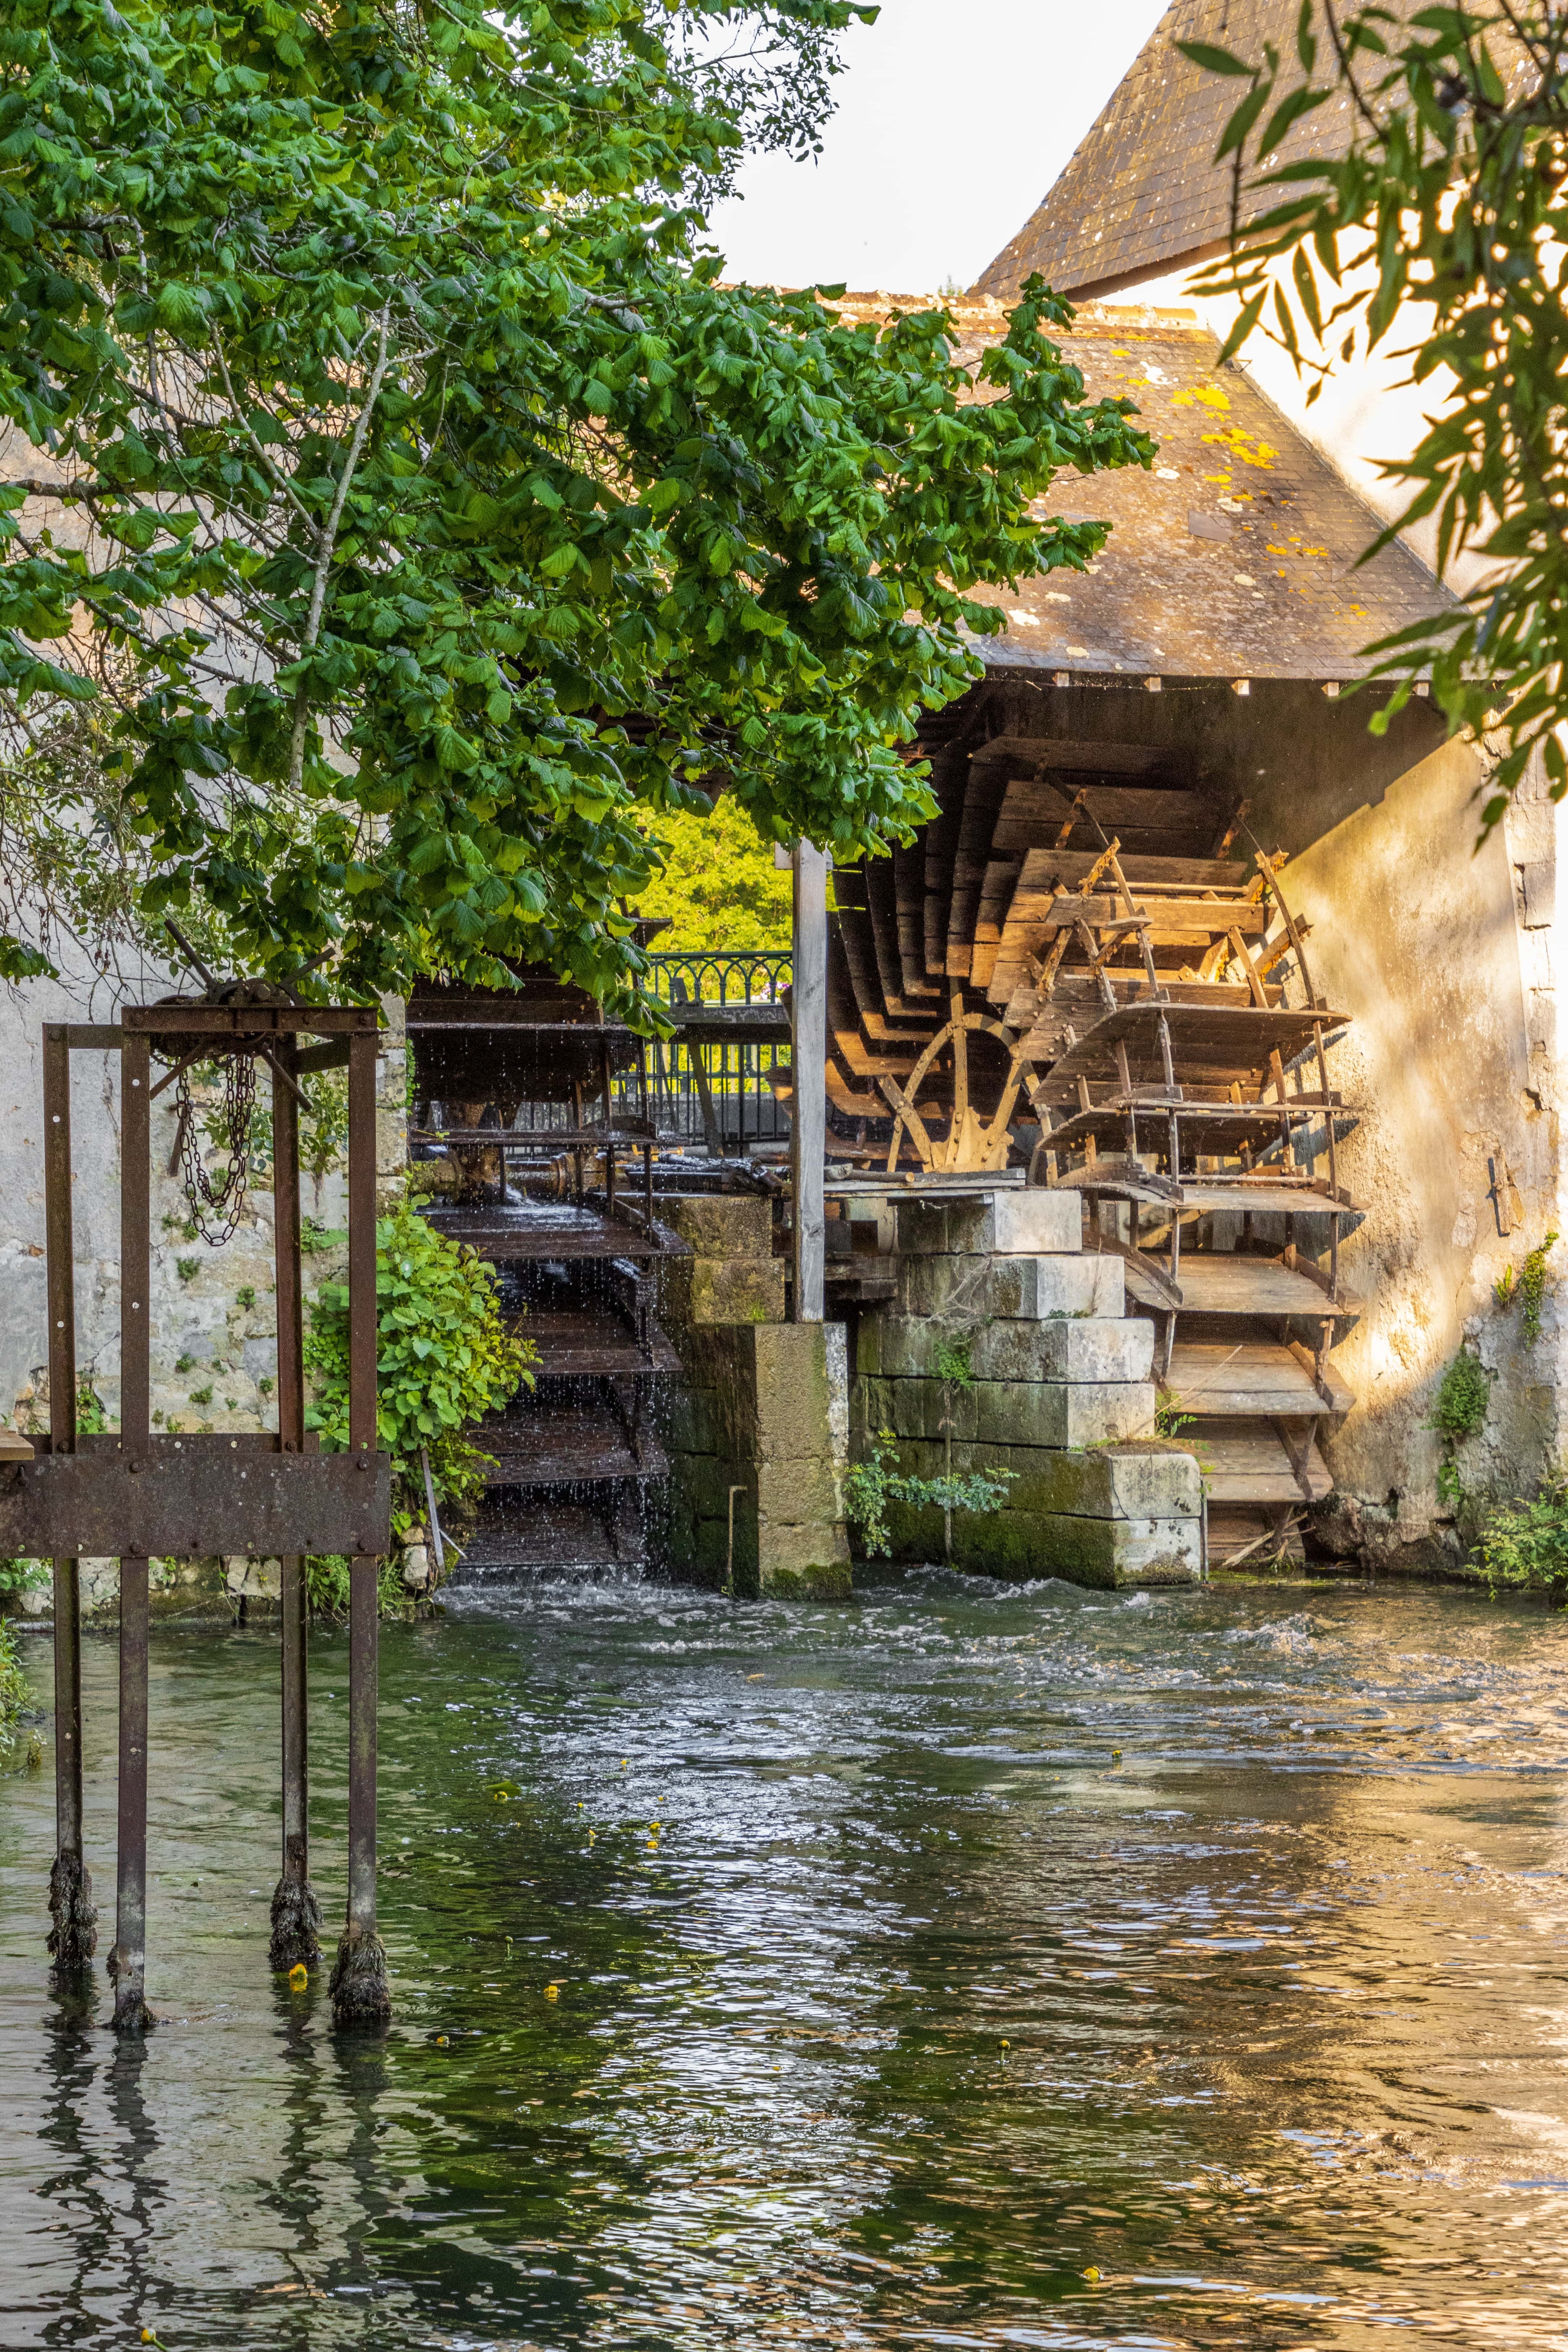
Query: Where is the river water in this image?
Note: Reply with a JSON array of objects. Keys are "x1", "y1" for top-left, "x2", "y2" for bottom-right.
[{"x1": 4, "y1": 1570, "x2": 1568, "y2": 2350}]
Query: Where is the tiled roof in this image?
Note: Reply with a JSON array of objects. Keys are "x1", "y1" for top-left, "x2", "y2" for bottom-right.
[
  {"x1": 829, "y1": 292, "x2": 1447, "y2": 680},
  {"x1": 973, "y1": 0, "x2": 1364, "y2": 302}
]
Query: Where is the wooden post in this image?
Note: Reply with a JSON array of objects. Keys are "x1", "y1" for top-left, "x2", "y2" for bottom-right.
[
  {"x1": 43, "y1": 1025, "x2": 95, "y2": 1976},
  {"x1": 331, "y1": 1025, "x2": 391, "y2": 2027},
  {"x1": 791, "y1": 840, "x2": 827, "y2": 1324},
  {"x1": 269, "y1": 1038, "x2": 321, "y2": 1974},
  {"x1": 111, "y1": 1029, "x2": 153, "y2": 2033}
]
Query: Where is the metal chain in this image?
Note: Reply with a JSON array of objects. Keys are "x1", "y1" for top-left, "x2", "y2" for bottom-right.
[{"x1": 175, "y1": 1052, "x2": 256, "y2": 1246}]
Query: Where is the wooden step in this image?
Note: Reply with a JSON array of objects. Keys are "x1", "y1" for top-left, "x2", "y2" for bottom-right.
[
  {"x1": 1164, "y1": 1339, "x2": 1329, "y2": 1418},
  {"x1": 1070, "y1": 1171, "x2": 1360, "y2": 1217},
  {"x1": 1124, "y1": 1252, "x2": 1360, "y2": 1318},
  {"x1": 513, "y1": 1308, "x2": 679, "y2": 1377},
  {"x1": 424, "y1": 1203, "x2": 685, "y2": 1260},
  {"x1": 477, "y1": 1404, "x2": 667, "y2": 1487},
  {"x1": 1185, "y1": 1418, "x2": 1334, "y2": 1504}
]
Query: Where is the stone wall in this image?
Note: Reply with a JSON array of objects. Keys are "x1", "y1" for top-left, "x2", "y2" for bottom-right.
[
  {"x1": 851, "y1": 1186, "x2": 1203, "y2": 1588},
  {"x1": 651, "y1": 1195, "x2": 852, "y2": 1599}
]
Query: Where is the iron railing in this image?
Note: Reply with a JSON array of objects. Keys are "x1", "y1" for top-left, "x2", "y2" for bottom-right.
[{"x1": 634, "y1": 949, "x2": 792, "y2": 1150}]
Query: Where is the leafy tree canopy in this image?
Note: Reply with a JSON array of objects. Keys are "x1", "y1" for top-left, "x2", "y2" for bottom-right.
[
  {"x1": 0, "y1": 0, "x2": 1152, "y2": 1009},
  {"x1": 1183, "y1": 3, "x2": 1568, "y2": 821}
]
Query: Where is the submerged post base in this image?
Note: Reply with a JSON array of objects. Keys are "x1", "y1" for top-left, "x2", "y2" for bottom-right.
[
  {"x1": 269, "y1": 1876, "x2": 323, "y2": 1974},
  {"x1": 47, "y1": 1849, "x2": 98, "y2": 1977},
  {"x1": 330, "y1": 1928, "x2": 391, "y2": 2029},
  {"x1": 107, "y1": 1945, "x2": 154, "y2": 2035}
]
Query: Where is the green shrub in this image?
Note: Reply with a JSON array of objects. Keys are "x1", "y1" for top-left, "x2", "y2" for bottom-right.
[
  {"x1": 1429, "y1": 1350, "x2": 1492, "y2": 1513},
  {"x1": 1495, "y1": 1231, "x2": 1558, "y2": 1344},
  {"x1": 0, "y1": 1557, "x2": 47, "y2": 1600},
  {"x1": 1431, "y1": 1351, "x2": 1491, "y2": 1436},
  {"x1": 1474, "y1": 1472, "x2": 1568, "y2": 1597},
  {"x1": 0, "y1": 1619, "x2": 30, "y2": 1740},
  {"x1": 303, "y1": 1553, "x2": 408, "y2": 1619},
  {"x1": 844, "y1": 1430, "x2": 1013, "y2": 1558},
  {"x1": 304, "y1": 1203, "x2": 536, "y2": 1525}
]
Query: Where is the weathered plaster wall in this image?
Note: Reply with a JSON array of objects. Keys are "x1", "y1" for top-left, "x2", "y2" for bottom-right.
[{"x1": 1258, "y1": 734, "x2": 1553, "y2": 1548}]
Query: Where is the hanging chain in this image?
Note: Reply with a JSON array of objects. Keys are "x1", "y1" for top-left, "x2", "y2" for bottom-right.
[{"x1": 175, "y1": 1051, "x2": 256, "y2": 1246}]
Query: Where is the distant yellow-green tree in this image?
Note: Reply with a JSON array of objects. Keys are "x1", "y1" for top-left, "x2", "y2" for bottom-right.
[{"x1": 630, "y1": 798, "x2": 793, "y2": 955}]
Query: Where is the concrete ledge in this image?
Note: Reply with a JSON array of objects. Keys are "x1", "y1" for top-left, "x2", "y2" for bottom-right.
[{"x1": 895, "y1": 1252, "x2": 1124, "y2": 1320}]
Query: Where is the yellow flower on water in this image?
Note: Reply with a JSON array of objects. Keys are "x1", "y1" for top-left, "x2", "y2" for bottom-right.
[
  {"x1": 545, "y1": 1983, "x2": 560, "y2": 2001},
  {"x1": 435, "y1": 2034, "x2": 448, "y2": 2046},
  {"x1": 288, "y1": 1962, "x2": 309, "y2": 1991},
  {"x1": 1083, "y1": 2266, "x2": 1101, "y2": 2283}
]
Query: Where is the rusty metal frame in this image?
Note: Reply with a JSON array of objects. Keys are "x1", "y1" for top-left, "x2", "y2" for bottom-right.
[{"x1": 29, "y1": 1003, "x2": 391, "y2": 2031}]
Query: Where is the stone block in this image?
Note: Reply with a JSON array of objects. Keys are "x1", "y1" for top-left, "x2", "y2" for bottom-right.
[
  {"x1": 758, "y1": 1453, "x2": 842, "y2": 1527},
  {"x1": 894, "y1": 1251, "x2": 1123, "y2": 1320},
  {"x1": 896, "y1": 1189, "x2": 1082, "y2": 1259},
  {"x1": 758, "y1": 1514, "x2": 852, "y2": 1575},
  {"x1": 855, "y1": 1372, "x2": 1152, "y2": 1450},
  {"x1": 958, "y1": 1439, "x2": 1204, "y2": 1522},
  {"x1": 862, "y1": 1312, "x2": 1145, "y2": 1382},
  {"x1": 752, "y1": 1322, "x2": 834, "y2": 1460},
  {"x1": 950, "y1": 1508, "x2": 1201, "y2": 1588},
  {"x1": 659, "y1": 1253, "x2": 785, "y2": 1327},
  {"x1": 976, "y1": 1380, "x2": 1155, "y2": 1450},
  {"x1": 970, "y1": 1316, "x2": 1152, "y2": 1385},
  {"x1": 658, "y1": 1194, "x2": 773, "y2": 1259},
  {"x1": 224, "y1": 1555, "x2": 282, "y2": 1602}
]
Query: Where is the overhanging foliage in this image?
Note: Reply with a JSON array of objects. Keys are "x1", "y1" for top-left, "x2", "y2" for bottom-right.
[
  {"x1": 1182, "y1": 2, "x2": 1568, "y2": 820},
  {"x1": 0, "y1": 0, "x2": 1152, "y2": 1003}
]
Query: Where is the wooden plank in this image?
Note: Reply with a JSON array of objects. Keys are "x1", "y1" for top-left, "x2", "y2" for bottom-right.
[
  {"x1": 1125, "y1": 1254, "x2": 1360, "y2": 1318},
  {"x1": 969, "y1": 735, "x2": 1177, "y2": 776},
  {"x1": 946, "y1": 759, "x2": 1013, "y2": 978},
  {"x1": 1183, "y1": 1420, "x2": 1334, "y2": 1504},
  {"x1": 894, "y1": 839, "x2": 938, "y2": 999},
  {"x1": 1164, "y1": 1340, "x2": 1325, "y2": 1418},
  {"x1": 992, "y1": 780, "x2": 1210, "y2": 855},
  {"x1": 1008, "y1": 843, "x2": 1249, "y2": 893},
  {"x1": 971, "y1": 856, "x2": 1021, "y2": 992}
]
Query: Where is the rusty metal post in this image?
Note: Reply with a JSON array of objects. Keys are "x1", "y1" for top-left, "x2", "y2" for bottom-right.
[
  {"x1": 330, "y1": 1025, "x2": 390, "y2": 2027},
  {"x1": 43, "y1": 1025, "x2": 95, "y2": 1977},
  {"x1": 269, "y1": 1037, "x2": 321, "y2": 1974},
  {"x1": 111, "y1": 1029, "x2": 153, "y2": 2033}
]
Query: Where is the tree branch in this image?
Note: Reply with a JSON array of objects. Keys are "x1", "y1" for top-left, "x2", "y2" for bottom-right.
[{"x1": 286, "y1": 301, "x2": 394, "y2": 798}]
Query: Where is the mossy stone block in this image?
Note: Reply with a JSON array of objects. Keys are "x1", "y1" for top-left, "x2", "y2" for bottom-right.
[
  {"x1": 762, "y1": 1560, "x2": 854, "y2": 1601},
  {"x1": 659, "y1": 1194, "x2": 773, "y2": 1258}
]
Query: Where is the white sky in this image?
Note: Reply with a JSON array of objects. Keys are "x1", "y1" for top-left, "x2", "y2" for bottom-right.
[{"x1": 703, "y1": 0, "x2": 1168, "y2": 295}]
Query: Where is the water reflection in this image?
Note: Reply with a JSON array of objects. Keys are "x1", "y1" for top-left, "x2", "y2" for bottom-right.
[{"x1": 1, "y1": 1576, "x2": 1568, "y2": 2347}]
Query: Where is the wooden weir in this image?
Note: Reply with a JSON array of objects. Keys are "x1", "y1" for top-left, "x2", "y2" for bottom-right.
[
  {"x1": 817, "y1": 726, "x2": 1362, "y2": 1562},
  {"x1": 0, "y1": 996, "x2": 393, "y2": 2028}
]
